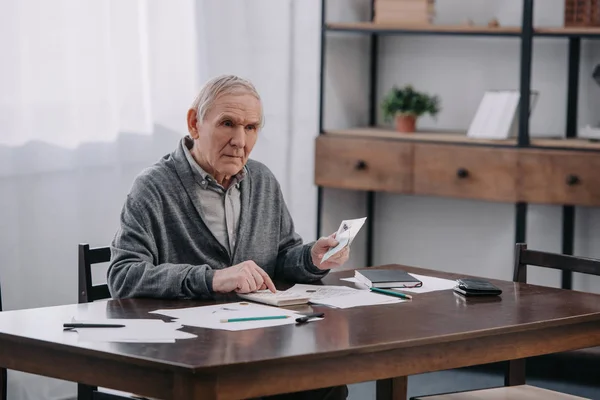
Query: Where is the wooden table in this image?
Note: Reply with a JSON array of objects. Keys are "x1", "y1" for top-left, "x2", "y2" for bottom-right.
[{"x1": 2, "y1": 265, "x2": 600, "y2": 400}]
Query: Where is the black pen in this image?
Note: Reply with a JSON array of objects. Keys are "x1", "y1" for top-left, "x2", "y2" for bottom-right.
[
  {"x1": 63, "y1": 323, "x2": 126, "y2": 328},
  {"x1": 295, "y1": 312, "x2": 325, "y2": 324}
]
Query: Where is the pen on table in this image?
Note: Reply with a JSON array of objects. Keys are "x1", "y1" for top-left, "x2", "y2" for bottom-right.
[
  {"x1": 220, "y1": 316, "x2": 290, "y2": 323},
  {"x1": 295, "y1": 312, "x2": 325, "y2": 324},
  {"x1": 370, "y1": 287, "x2": 413, "y2": 300},
  {"x1": 63, "y1": 323, "x2": 126, "y2": 329}
]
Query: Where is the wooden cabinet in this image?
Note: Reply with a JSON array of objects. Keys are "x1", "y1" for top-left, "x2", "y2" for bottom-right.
[
  {"x1": 519, "y1": 149, "x2": 600, "y2": 207},
  {"x1": 315, "y1": 135, "x2": 413, "y2": 193},
  {"x1": 314, "y1": 134, "x2": 600, "y2": 207},
  {"x1": 413, "y1": 144, "x2": 518, "y2": 202}
]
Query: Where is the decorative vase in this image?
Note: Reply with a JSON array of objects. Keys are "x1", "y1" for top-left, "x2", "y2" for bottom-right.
[{"x1": 395, "y1": 114, "x2": 417, "y2": 133}]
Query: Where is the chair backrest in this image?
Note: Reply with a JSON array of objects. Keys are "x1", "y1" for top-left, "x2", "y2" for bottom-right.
[
  {"x1": 78, "y1": 244, "x2": 112, "y2": 303},
  {"x1": 504, "y1": 243, "x2": 600, "y2": 387},
  {"x1": 513, "y1": 243, "x2": 600, "y2": 284}
]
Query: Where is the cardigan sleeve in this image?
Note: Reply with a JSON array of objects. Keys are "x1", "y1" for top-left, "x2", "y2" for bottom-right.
[
  {"x1": 107, "y1": 194, "x2": 215, "y2": 299},
  {"x1": 274, "y1": 185, "x2": 329, "y2": 283}
]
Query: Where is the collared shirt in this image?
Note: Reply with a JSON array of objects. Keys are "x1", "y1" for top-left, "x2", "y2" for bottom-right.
[{"x1": 183, "y1": 139, "x2": 246, "y2": 255}]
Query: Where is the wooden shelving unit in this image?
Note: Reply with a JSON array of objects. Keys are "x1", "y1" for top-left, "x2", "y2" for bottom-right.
[{"x1": 315, "y1": 0, "x2": 600, "y2": 287}]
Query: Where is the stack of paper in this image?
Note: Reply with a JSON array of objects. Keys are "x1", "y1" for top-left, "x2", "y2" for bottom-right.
[
  {"x1": 66, "y1": 319, "x2": 196, "y2": 343},
  {"x1": 286, "y1": 284, "x2": 404, "y2": 309},
  {"x1": 150, "y1": 302, "x2": 308, "y2": 331}
]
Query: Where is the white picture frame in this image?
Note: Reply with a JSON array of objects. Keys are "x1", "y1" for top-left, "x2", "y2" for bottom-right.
[{"x1": 467, "y1": 90, "x2": 538, "y2": 140}]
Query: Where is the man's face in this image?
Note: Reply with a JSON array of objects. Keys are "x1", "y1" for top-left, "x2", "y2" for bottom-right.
[{"x1": 190, "y1": 92, "x2": 261, "y2": 177}]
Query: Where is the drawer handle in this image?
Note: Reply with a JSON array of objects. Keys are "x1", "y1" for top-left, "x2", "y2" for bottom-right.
[
  {"x1": 355, "y1": 160, "x2": 368, "y2": 171},
  {"x1": 456, "y1": 168, "x2": 469, "y2": 179},
  {"x1": 566, "y1": 174, "x2": 580, "y2": 186}
]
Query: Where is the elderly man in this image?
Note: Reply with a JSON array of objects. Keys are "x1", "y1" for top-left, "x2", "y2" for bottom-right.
[{"x1": 108, "y1": 75, "x2": 349, "y2": 399}]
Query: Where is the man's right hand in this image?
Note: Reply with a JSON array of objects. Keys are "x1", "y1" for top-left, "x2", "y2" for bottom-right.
[{"x1": 212, "y1": 261, "x2": 277, "y2": 294}]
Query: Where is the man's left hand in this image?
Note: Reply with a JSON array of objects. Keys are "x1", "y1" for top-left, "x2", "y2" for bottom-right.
[{"x1": 311, "y1": 233, "x2": 350, "y2": 270}]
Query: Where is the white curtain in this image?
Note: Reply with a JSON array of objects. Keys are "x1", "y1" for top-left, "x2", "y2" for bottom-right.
[
  {"x1": 0, "y1": 0, "x2": 199, "y2": 176},
  {"x1": 0, "y1": 0, "x2": 153, "y2": 148},
  {"x1": 0, "y1": 1, "x2": 320, "y2": 399}
]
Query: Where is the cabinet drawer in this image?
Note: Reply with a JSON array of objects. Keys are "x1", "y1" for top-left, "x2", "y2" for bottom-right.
[
  {"x1": 414, "y1": 144, "x2": 518, "y2": 202},
  {"x1": 315, "y1": 135, "x2": 413, "y2": 193},
  {"x1": 519, "y1": 150, "x2": 600, "y2": 206}
]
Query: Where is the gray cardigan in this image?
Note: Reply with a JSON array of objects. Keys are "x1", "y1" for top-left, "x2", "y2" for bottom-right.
[{"x1": 107, "y1": 138, "x2": 328, "y2": 299}]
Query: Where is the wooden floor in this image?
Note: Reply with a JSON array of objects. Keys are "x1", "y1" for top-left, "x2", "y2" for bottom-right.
[
  {"x1": 412, "y1": 385, "x2": 587, "y2": 400},
  {"x1": 347, "y1": 366, "x2": 600, "y2": 400}
]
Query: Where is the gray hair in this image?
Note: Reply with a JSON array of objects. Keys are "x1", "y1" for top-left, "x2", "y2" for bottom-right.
[{"x1": 190, "y1": 74, "x2": 264, "y2": 128}]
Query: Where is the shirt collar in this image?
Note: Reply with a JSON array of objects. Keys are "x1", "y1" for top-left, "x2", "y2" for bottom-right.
[{"x1": 182, "y1": 136, "x2": 246, "y2": 189}]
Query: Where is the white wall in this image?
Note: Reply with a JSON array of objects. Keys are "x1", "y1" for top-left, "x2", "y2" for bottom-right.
[{"x1": 321, "y1": 0, "x2": 600, "y2": 294}]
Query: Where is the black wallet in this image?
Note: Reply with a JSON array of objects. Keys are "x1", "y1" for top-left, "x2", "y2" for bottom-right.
[{"x1": 454, "y1": 278, "x2": 502, "y2": 297}]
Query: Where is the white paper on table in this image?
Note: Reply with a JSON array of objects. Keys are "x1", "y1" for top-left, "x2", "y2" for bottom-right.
[
  {"x1": 287, "y1": 284, "x2": 403, "y2": 309},
  {"x1": 321, "y1": 217, "x2": 367, "y2": 263},
  {"x1": 311, "y1": 292, "x2": 404, "y2": 308},
  {"x1": 76, "y1": 331, "x2": 193, "y2": 343},
  {"x1": 340, "y1": 277, "x2": 362, "y2": 284},
  {"x1": 150, "y1": 302, "x2": 308, "y2": 331},
  {"x1": 399, "y1": 274, "x2": 457, "y2": 293},
  {"x1": 341, "y1": 273, "x2": 457, "y2": 294},
  {"x1": 113, "y1": 339, "x2": 176, "y2": 343},
  {"x1": 67, "y1": 319, "x2": 196, "y2": 343}
]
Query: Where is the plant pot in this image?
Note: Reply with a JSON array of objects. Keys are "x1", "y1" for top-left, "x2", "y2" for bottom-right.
[{"x1": 395, "y1": 114, "x2": 417, "y2": 133}]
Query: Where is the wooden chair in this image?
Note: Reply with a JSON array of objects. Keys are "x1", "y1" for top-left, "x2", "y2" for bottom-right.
[
  {"x1": 411, "y1": 243, "x2": 599, "y2": 400},
  {"x1": 78, "y1": 244, "x2": 138, "y2": 400},
  {"x1": 0, "y1": 281, "x2": 6, "y2": 400}
]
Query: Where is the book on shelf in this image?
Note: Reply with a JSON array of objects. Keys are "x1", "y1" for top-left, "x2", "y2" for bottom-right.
[
  {"x1": 354, "y1": 269, "x2": 423, "y2": 289},
  {"x1": 237, "y1": 290, "x2": 310, "y2": 307}
]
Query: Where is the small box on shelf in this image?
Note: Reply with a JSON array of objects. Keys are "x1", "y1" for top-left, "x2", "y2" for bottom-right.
[
  {"x1": 373, "y1": 0, "x2": 435, "y2": 25},
  {"x1": 564, "y1": 0, "x2": 600, "y2": 27}
]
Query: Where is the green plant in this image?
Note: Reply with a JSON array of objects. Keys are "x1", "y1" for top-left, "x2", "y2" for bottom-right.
[{"x1": 381, "y1": 85, "x2": 441, "y2": 122}]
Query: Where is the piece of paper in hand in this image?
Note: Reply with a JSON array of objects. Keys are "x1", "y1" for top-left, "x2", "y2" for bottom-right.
[{"x1": 321, "y1": 217, "x2": 366, "y2": 263}]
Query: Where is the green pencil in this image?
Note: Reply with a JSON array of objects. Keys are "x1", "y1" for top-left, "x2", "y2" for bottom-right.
[
  {"x1": 220, "y1": 316, "x2": 290, "y2": 323},
  {"x1": 370, "y1": 287, "x2": 413, "y2": 300}
]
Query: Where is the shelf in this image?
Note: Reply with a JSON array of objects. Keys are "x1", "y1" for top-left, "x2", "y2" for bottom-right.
[
  {"x1": 535, "y1": 27, "x2": 600, "y2": 38},
  {"x1": 531, "y1": 138, "x2": 600, "y2": 150},
  {"x1": 325, "y1": 22, "x2": 600, "y2": 38},
  {"x1": 325, "y1": 22, "x2": 522, "y2": 37},
  {"x1": 324, "y1": 128, "x2": 600, "y2": 151},
  {"x1": 324, "y1": 128, "x2": 518, "y2": 146}
]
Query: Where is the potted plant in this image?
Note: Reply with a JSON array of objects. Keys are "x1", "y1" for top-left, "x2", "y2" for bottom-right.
[{"x1": 381, "y1": 85, "x2": 441, "y2": 133}]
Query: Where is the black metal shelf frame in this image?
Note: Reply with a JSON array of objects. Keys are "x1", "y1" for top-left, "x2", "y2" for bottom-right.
[{"x1": 316, "y1": 0, "x2": 598, "y2": 288}]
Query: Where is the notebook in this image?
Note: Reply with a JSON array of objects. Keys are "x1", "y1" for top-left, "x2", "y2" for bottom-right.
[
  {"x1": 354, "y1": 269, "x2": 423, "y2": 289},
  {"x1": 237, "y1": 290, "x2": 310, "y2": 307}
]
